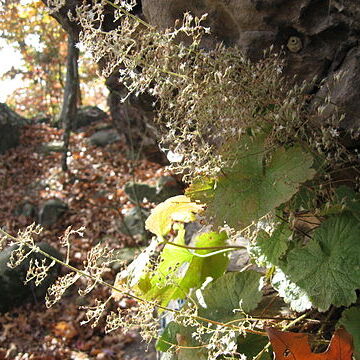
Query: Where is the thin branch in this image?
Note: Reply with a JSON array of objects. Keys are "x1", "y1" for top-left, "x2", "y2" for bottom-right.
[
  {"x1": 160, "y1": 241, "x2": 247, "y2": 251},
  {"x1": 102, "y1": 0, "x2": 154, "y2": 30},
  {"x1": 0, "y1": 227, "x2": 268, "y2": 336}
]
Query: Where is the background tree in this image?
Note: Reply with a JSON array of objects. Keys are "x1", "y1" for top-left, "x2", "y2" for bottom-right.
[
  {"x1": 60, "y1": 30, "x2": 79, "y2": 171},
  {"x1": 0, "y1": 0, "x2": 106, "y2": 120},
  {"x1": 0, "y1": 1, "x2": 67, "y2": 118}
]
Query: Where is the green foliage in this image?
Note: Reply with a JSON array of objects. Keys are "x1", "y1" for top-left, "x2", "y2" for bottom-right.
[
  {"x1": 237, "y1": 333, "x2": 271, "y2": 360},
  {"x1": 156, "y1": 270, "x2": 265, "y2": 360},
  {"x1": 138, "y1": 227, "x2": 229, "y2": 306},
  {"x1": 156, "y1": 321, "x2": 183, "y2": 352},
  {"x1": 159, "y1": 325, "x2": 208, "y2": 360},
  {"x1": 187, "y1": 134, "x2": 315, "y2": 230},
  {"x1": 338, "y1": 306, "x2": 360, "y2": 360},
  {"x1": 145, "y1": 195, "x2": 203, "y2": 238},
  {"x1": 281, "y1": 213, "x2": 360, "y2": 311},
  {"x1": 251, "y1": 222, "x2": 291, "y2": 266},
  {"x1": 157, "y1": 322, "x2": 270, "y2": 360},
  {"x1": 156, "y1": 321, "x2": 207, "y2": 360},
  {"x1": 135, "y1": 195, "x2": 229, "y2": 306},
  {"x1": 196, "y1": 270, "x2": 263, "y2": 322},
  {"x1": 271, "y1": 268, "x2": 312, "y2": 312},
  {"x1": 288, "y1": 185, "x2": 317, "y2": 211},
  {"x1": 333, "y1": 186, "x2": 360, "y2": 221}
]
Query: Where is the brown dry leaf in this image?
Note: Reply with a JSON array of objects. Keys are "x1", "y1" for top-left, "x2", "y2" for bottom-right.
[
  {"x1": 266, "y1": 327, "x2": 353, "y2": 360},
  {"x1": 53, "y1": 321, "x2": 78, "y2": 340}
]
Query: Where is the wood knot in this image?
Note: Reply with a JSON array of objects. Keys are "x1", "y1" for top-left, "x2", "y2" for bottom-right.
[{"x1": 287, "y1": 36, "x2": 302, "y2": 53}]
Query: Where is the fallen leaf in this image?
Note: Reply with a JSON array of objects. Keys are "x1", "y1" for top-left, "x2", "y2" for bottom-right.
[
  {"x1": 266, "y1": 327, "x2": 353, "y2": 360},
  {"x1": 53, "y1": 321, "x2": 78, "y2": 340}
]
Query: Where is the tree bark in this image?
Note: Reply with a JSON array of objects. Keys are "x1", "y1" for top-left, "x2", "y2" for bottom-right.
[{"x1": 60, "y1": 31, "x2": 79, "y2": 171}]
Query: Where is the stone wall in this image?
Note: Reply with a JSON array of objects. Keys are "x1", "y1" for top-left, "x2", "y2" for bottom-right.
[
  {"x1": 46, "y1": 0, "x2": 360, "y2": 143},
  {"x1": 142, "y1": 0, "x2": 360, "y2": 134}
]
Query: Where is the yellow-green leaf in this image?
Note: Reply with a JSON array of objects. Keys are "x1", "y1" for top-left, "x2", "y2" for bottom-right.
[{"x1": 145, "y1": 195, "x2": 204, "y2": 237}]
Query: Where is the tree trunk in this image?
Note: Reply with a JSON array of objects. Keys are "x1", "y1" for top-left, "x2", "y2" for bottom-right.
[{"x1": 60, "y1": 31, "x2": 79, "y2": 171}]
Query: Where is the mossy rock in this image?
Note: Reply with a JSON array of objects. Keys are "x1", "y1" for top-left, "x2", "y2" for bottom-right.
[
  {"x1": 0, "y1": 242, "x2": 62, "y2": 313},
  {"x1": 124, "y1": 176, "x2": 183, "y2": 204},
  {"x1": 118, "y1": 206, "x2": 150, "y2": 237}
]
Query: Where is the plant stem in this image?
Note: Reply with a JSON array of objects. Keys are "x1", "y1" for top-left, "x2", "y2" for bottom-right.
[
  {"x1": 103, "y1": 0, "x2": 154, "y2": 30},
  {"x1": 0, "y1": 227, "x2": 268, "y2": 336},
  {"x1": 161, "y1": 241, "x2": 247, "y2": 251}
]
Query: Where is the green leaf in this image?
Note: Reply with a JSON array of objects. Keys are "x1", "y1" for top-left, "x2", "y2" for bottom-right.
[
  {"x1": 252, "y1": 222, "x2": 291, "y2": 266},
  {"x1": 145, "y1": 195, "x2": 204, "y2": 238},
  {"x1": 188, "y1": 134, "x2": 315, "y2": 230},
  {"x1": 237, "y1": 333, "x2": 271, "y2": 360},
  {"x1": 338, "y1": 306, "x2": 360, "y2": 360},
  {"x1": 158, "y1": 322, "x2": 271, "y2": 360},
  {"x1": 196, "y1": 270, "x2": 263, "y2": 322},
  {"x1": 156, "y1": 321, "x2": 206, "y2": 360},
  {"x1": 288, "y1": 185, "x2": 317, "y2": 211},
  {"x1": 271, "y1": 268, "x2": 312, "y2": 312},
  {"x1": 334, "y1": 186, "x2": 360, "y2": 221},
  {"x1": 156, "y1": 322, "x2": 183, "y2": 352},
  {"x1": 178, "y1": 348, "x2": 207, "y2": 360},
  {"x1": 140, "y1": 229, "x2": 229, "y2": 306},
  {"x1": 282, "y1": 213, "x2": 360, "y2": 311},
  {"x1": 185, "y1": 177, "x2": 215, "y2": 205}
]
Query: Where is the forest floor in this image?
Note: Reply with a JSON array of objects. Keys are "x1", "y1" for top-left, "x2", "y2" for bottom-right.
[{"x1": 0, "y1": 118, "x2": 170, "y2": 359}]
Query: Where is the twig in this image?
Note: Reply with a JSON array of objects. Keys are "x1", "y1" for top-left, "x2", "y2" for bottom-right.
[{"x1": 0, "y1": 227, "x2": 269, "y2": 336}]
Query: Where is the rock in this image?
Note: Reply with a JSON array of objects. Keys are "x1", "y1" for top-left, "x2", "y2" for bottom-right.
[
  {"x1": 0, "y1": 103, "x2": 28, "y2": 154},
  {"x1": 88, "y1": 129, "x2": 121, "y2": 147},
  {"x1": 155, "y1": 175, "x2": 183, "y2": 202},
  {"x1": 118, "y1": 206, "x2": 150, "y2": 237},
  {"x1": 124, "y1": 182, "x2": 157, "y2": 204},
  {"x1": 0, "y1": 242, "x2": 62, "y2": 313},
  {"x1": 142, "y1": 0, "x2": 359, "y2": 82},
  {"x1": 45, "y1": 0, "x2": 360, "y2": 152},
  {"x1": 41, "y1": 140, "x2": 65, "y2": 153},
  {"x1": 141, "y1": 144, "x2": 169, "y2": 165},
  {"x1": 111, "y1": 246, "x2": 147, "y2": 271},
  {"x1": 39, "y1": 198, "x2": 68, "y2": 227},
  {"x1": 124, "y1": 176, "x2": 183, "y2": 204},
  {"x1": 106, "y1": 73, "x2": 157, "y2": 152},
  {"x1": 311, "y1": 46, "x2": 360, "y2": 140},
  {"x1": 184, "y1": 221, "x2": 204, "y2": 244},
  {"x1": 72, "y1": 106, "x2": 108, "y2": 130},
  {"x1": 32, "y1": 116, "x2": 51, "y2": 125},
  {"x1": 14, "y1": 201, "x2": 38, "y2": 220},
  {"x1": 237, "y1": 30, "x2": 276, "y2": 60}
]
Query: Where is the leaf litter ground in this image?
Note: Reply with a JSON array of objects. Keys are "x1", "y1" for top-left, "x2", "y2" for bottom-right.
[
  {"x1": 0, "y1": 121, "x2": 358, "y2": 359},
  {"x1": 0, "y1": 119, "x2": 169, "y2": 359}
]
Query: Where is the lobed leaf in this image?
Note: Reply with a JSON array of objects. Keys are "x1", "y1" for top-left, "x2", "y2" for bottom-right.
[
  {"x1": 271, "y1": 268, "x2": 312, "y2": 312},
  {"x1": 252, "y1": 222, "x2": 291, "y2": 266},
  {"x1": 282, "y1": 213, "x2": 360, "y2": 311},
  {"x1": 139, "y1": 228, "x2": 229, "y2": 306},
  {"x1": 196, "y1": 270, "x2": 263, "y2": 322},
  {"x1": 145, "y1": 195, "x2": 204, "y2": 238},
  {"x1": 187, "y1": 134, "x2": 315, "y2": 230},
  {"x1": 338, "y1": 306, "x2": 360, "y2": 360}
]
